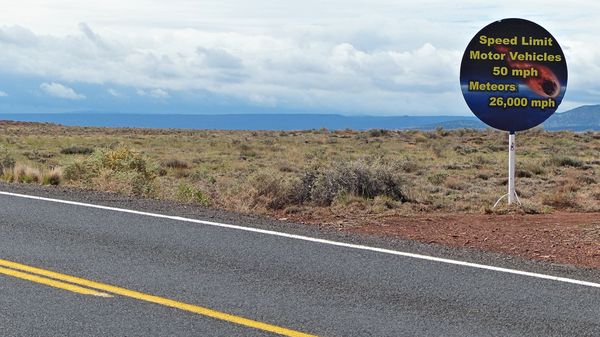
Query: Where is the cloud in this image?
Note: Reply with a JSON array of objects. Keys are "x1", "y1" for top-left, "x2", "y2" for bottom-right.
[
  {"x1": 149, "y1": 88, "x2": 169, "y2": 98},
  {"x1": 40, "y1": 82, "x2": 86, "y2": 100},
  {"x1": 0, "y1": 25, "x2": 38, "y2": 46},
  {"x1": 137, "y1": 88, "x2": 169, "y2": 98},
  {"x1": 107, "y1": 88, "x2": 122, "y2": 97},
  {"x1": 196, "y1": 47, "x2": 242, "y2": 69},
  {"x1": 0, "y1": 2, "x2": 597, "y2": 115},
  {"x1": 0, "y1": 90, "x2": 7, "y2": 97},
  {"x1": 0, "y1": 22, "x2": 469, "y2": 114},
  {"x1": 78, "y1": 22, "x2": 101, "y2": 43}
]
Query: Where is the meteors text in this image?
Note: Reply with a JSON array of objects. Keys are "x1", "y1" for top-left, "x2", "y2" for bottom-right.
[{"x1": 469, "y1": 81, "x2": 517, "y2": 92}]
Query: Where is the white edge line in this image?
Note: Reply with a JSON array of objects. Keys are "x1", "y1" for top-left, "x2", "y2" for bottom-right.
[{"x1": 2, "y1": 190, "x2": 599, "y2": 289}]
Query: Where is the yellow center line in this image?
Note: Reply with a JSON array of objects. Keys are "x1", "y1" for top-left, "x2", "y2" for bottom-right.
[
  {"x1": 0, "y1": 258, "x2": 318, "y2": 337},
  {"x1": 0, "y1": 266, "x2": 112, "y2": 297}
]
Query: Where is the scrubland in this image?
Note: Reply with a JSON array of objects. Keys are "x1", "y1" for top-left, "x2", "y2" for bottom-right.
[{"x1": 1, "y1": 122, "x2": 599, "y2": 221}]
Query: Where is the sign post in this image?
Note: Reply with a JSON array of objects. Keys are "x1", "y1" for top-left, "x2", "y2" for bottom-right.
[
  {"x1": 459, "y1": 18, "x2": 568, "y2": 207},
  {"x1": 507, "y1": 132, "x2": 517, "y2": 205},
  {"x1": 494, "y1": 131, "x2": 520, "y2": 207}
]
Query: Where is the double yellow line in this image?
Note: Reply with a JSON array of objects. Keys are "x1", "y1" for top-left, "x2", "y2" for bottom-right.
[
  {"x1": 0, "y1": 264, "x2": 112, "y2": 297},
  {"x1": 0, "y1": 258, "x2": 317, "y2": 337}
]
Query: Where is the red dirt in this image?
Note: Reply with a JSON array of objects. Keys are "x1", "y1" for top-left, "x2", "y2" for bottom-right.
[{"x1": 288, "y1": 211, "x2": 600, "y2": 269}]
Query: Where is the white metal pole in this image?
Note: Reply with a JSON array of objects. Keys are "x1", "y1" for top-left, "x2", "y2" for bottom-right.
[{"x1": 508, "y1": 132, "x2": 516, "y2": 204}]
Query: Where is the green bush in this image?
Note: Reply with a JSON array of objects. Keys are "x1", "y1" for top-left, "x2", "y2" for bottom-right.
[
  {"x1": 177, "y1": 183, "x2": 212, "y2": 206},
  {"x1": 63, "y1": 161, "x2": 94, "y2": 181},
  {"x1": 63, "y1": 147, "x2": 158, "y2": 197}
]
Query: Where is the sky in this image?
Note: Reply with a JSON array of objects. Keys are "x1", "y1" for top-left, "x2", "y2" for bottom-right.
[{"x1": 0, "y1": 0, "x2": 598, "y2": 115}]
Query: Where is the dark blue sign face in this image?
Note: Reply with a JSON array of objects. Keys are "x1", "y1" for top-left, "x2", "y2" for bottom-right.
[{"x1": 460, "y1": 18, "x2": 568, "y2": 132}]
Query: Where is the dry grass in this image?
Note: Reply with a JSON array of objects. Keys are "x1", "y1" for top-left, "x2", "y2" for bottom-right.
[
  {"x1": 0, "y1": 122, "x2": 598, "y2": 217},
  {"x1": 1, "y1": 162, "x2": 62, "y2": 186}
]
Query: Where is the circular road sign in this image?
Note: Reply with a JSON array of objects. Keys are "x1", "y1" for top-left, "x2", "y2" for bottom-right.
[{"x1": 460, "y1": 18, "x2": 568, "y2": 132}]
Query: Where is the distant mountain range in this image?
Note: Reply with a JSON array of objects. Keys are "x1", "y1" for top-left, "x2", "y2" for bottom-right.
[
  {"x1": 413, "y1": 105, "x2": 600, "y2": 131},
  {"x1": 543, "y1": 105, "x2": 600, "y2": 131},
  {"x1": 0, "y1": 105, "x2": 598, "y2": 131}
]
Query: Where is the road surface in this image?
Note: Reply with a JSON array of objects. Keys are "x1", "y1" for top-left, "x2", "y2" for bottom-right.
[{"x1": 0, "y1": 187, "x2": 599, "y2": 336}]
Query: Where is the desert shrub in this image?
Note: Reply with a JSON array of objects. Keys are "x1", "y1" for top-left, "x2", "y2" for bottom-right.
[
  {"x1": 523, "y1": 161, "x2": 546, "y2": 176},
  {"x1": 63, "y1": 161, "x2": 92, "y2": 181},
  {"x1": 398, "y1": 159, "x2": 420, "y2": 173},
  {"x1": 476, "y1": 171, "x2": 491, "y2": 180},
  {"x1": 454, "y1": 145, "x2": 477, "y2": 155},
  {"x1": 247, "y1": 170, "x2": 295, "y2": 210},
  {"x1": 473, "y1": 155, "x2": 493, "y2": 166},
  {"x1": 444, "y1": 177, "x2": 468, "y2": 190},
  {"x1": 291, "y1": 159, "x2": 408, "y2": 206},
  {"x1": 23, "y1": 150, "x2": 54, "y2": 162},
  {"x1": 177, "y1": 183, "x2": 211, "y2": 206},
  {"x1": 435, "y1": 126, "x2": 450, "y2": 137},
  {"x1": 43, "y1": 167, "x2": 62, "y2": 186},
  {"x1": 172, "y1": 168, "x2": 190, "y2": 178},
  {"x1": 367, "y1": 129, "x2": 389, "y2": 137},
  {"x1": 546, "y1": 155, "x2": 583, "y2": 168},
  {"x1": 577, "y1": 174, "x2": 597, "y2": 185},
  {"x1": 332, "y1": 192, "x2": 368, "y2": 208},
  {"x1": 516, "y1": 169, "x2": 533, "y2": 178},
  {"x1": 278, "y1": 163, "x2": 296, "y2": 173},
  {"x1": 63, "y1": 147, "x2": 158, "y2": 196},
  {"x1": 189, "y1": 170, "x2": 217, "y2": 184},
  {"x1": 374, "y1": 195, "x2": 400, "y2": 209},
  {"x1": 428, "y1": 172, "x2": 448, "y2": 185},
  {"x1": 288, "y1": 169, "x2": 317, "y2": 205},
  {"x1": 430, "y1": 143, "x2": 447, "y2": 158},
  {"x1": 239, "y1": 144, "x2": 257, "y2": 158},
  {"x1": 0, "y1": 146, "x2": 15, "y2": 175},
  {"x1": 542, "y1": 190, "x2": 579, "y2": 209},
  {"x1": 161, "y1": 159, "x2": 190, "y2": 169},
  {"x1": 485, "y1": 144, "x2": 505, "y2": 152},
  {"x1": 60, "y1": 146, "x2": 94, "y2": 155}
]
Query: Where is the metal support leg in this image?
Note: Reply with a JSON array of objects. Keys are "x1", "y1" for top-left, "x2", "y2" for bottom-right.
[{"x1": 493, "y1": 132, "x2": 521, "y2": 208}]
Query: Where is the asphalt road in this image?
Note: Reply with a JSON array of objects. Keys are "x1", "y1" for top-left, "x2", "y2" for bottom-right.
[{"x1": 1, "y1": 188, "x2": 600, "y2": 336}]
